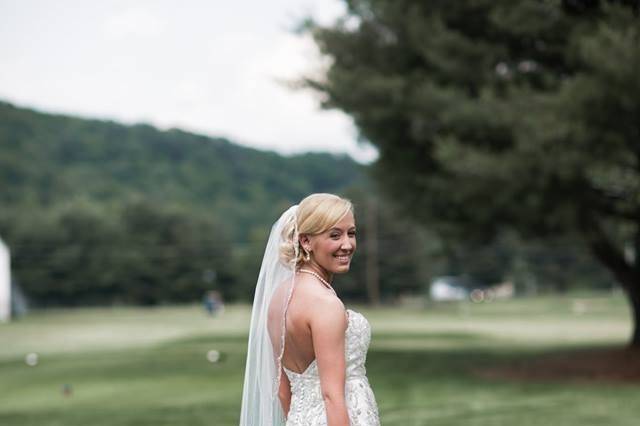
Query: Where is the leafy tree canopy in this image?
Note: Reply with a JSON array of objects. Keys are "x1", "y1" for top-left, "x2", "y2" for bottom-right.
[{"x1": 305, "y1": 0, "x2": 640, "y2": 343}]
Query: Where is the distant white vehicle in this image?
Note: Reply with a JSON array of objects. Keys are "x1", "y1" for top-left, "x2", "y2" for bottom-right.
[{"x1": 429, "y1": 276, "x2": 469, "y2": 301}]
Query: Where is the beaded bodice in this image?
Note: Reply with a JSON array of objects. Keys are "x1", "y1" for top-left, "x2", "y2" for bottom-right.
[{"x1": 283, "y1": 309, "x2": 380, "y2": 425}]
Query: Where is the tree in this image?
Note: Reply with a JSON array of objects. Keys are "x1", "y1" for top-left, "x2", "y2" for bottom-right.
[
  {"x1": 305, "y1": 1, "x2": 640, "y2": 344},
  {"x1": 0, "y1": 201, "x2": 236, "y2": 306}
]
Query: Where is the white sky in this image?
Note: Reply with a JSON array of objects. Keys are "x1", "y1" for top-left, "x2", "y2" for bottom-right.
[{"x1": 0, "y1": 0, "x2": 378, "y2": 163}]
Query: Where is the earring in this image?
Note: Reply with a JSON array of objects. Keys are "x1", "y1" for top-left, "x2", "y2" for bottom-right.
[{"x1": 304, "y1": 249, "x2": 311, "y2": 262}]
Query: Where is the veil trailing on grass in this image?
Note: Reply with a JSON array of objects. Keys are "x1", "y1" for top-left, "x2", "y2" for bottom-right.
[{"x1": 240, "y1": 205, "x2": 299, "y2": 425}]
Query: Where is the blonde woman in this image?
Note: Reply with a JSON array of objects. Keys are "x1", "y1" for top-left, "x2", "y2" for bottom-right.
[{"x1": 240, "y1": 193, "x2": 380, "y2": 425}]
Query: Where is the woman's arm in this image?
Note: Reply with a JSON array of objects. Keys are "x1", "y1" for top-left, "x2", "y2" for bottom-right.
[
  {"x1": 310, "y1": 297, "x2": 349, "y2": 426},
  {"x1": 278, "y1": 368, "x2": 292, "y2": 417}
]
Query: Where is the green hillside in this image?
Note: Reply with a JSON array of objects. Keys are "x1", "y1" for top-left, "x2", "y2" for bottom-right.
[
  {"x1": 0, "y1": 101, "x2": 364, "y2": 237},
  {"x1": 0, "y1": 101, "x2": 365, "y2": 305}
]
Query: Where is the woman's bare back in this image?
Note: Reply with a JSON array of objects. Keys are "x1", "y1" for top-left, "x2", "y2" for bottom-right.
[{"x1": 268, "y1": 274, "x2": 344, "y2": 374}]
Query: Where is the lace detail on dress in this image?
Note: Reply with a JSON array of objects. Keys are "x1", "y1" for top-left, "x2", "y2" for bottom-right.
[{"x1": 283, "y1": 309, "x2": 380, "y2": 426}]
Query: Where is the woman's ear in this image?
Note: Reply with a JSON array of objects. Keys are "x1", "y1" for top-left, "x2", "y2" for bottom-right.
[{"x1": 299, "y1": 234, "x2": 311, "y2": 251}]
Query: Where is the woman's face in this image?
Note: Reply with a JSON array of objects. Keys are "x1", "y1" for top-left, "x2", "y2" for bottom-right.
[{"x1": 306, "y1": 211, "x2": 356, "y2": 275}]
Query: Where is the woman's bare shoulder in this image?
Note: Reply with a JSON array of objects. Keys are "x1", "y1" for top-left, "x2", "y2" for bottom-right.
[
  {"x1": 308, "y1": 295, "x2": 346, "y2": 330},
  {"x1": 291, "y1": 275, "x2": 346, "y2": 326}
]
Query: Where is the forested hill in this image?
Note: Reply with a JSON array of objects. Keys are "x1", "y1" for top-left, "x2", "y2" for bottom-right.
[
  {"x1": 0, "y1": 100, "x2": 366, "y2": 305},
  {"x1": 0, "y1": 101, "x2": 611, "y2": 306},
  {"x1": 0, "y1": 100, "x2": 364, "y2": 237}
]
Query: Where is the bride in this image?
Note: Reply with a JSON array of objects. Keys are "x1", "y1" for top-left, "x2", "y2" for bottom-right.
[{"x1": 240, "y1": 193, "x2": 380, "y2": 425}]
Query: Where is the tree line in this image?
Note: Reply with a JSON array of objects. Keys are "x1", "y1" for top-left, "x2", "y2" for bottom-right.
[{"x1": 0, "y1": 100, "x2": 613, "y2": 307}]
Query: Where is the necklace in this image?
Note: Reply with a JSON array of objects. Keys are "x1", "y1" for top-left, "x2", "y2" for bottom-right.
[{"x1": 298, "y1": 269, "x2": 336, "y2": 295}]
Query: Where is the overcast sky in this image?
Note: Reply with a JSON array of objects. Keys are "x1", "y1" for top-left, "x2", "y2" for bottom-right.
[{"x1": 0, "y1": 0, "x2": 378, "y2": 163}]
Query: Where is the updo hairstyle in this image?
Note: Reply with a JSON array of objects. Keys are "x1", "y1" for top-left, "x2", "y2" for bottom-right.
[{"x1": 279, "y1": 193, "x2": 353, "y2": 268}]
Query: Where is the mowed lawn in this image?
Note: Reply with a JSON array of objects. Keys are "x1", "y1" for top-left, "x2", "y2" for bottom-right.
[{"x1": 1, "y1": 292, "x2": 638, "y2": 426}]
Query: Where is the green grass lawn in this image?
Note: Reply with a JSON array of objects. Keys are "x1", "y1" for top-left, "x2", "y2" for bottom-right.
[{"x1": 1, "y1": 292, "x2": 638, "y2": 425}]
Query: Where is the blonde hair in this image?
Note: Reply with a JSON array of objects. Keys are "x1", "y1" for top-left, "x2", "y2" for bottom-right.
[{"x1": 280, "y1": 193, "x2": 353, "y2": 268}]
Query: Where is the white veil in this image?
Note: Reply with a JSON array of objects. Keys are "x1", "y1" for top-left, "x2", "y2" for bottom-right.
[{"x1": 239, "y1": 205, "x2": 299, "y2": 425}]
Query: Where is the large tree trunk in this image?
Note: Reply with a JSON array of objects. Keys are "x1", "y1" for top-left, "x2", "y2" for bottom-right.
[
  {"x1": 626, "y1": 285, "x2": 640, "y2": 347},
  {"x1": 582, "y1": 219, "x2": 640, "y2": 347}
]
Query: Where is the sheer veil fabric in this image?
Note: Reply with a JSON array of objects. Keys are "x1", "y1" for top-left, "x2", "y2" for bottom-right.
[{"x1": 240, "y1": 205, "x2": 299, "y2": 426}]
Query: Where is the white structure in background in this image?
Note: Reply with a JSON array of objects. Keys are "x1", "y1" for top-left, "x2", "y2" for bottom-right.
[
  {"x1": 429, "y1": 276, "x2": 469, "y2": 301},
  {"x1": 0, "y1": 237, "x2": 10, "y2": 321}
]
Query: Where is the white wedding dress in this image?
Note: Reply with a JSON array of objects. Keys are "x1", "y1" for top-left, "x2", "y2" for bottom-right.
[{"x1": 283, "y1": 309, "x2": 380, "y2": 425}]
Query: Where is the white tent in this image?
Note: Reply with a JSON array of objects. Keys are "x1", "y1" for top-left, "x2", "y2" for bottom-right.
[{"x1": 0, "y1": 237, "x2": 10, "y2": 321}]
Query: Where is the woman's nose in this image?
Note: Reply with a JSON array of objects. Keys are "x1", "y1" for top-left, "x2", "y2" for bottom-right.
[{"x1": 341, "y1": 236, "x2": 353, "y2": 250}]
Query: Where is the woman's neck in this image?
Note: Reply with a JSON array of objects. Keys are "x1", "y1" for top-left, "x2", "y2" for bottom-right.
[{"x1": 300, "y1": 262, "x2": 333, "y2": 284}]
